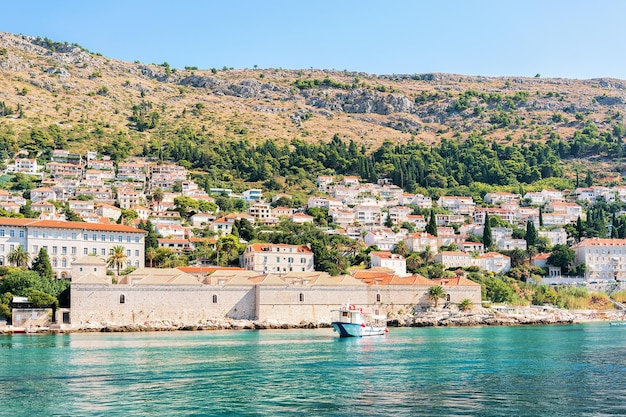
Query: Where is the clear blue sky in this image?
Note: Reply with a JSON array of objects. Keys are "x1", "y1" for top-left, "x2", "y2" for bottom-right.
[{"x1": 2, "y1": 0, "x2": 625, "y2": 80}]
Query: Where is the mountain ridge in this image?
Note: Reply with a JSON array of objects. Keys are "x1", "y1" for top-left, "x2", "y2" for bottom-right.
[{"x1": 0, "y1": 31, "x2": 625, "y2": 181}]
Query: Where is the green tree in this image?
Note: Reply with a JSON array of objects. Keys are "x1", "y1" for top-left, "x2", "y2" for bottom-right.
[
  {"x1": 458, "y1": 298, "x2": 473, "y2": 311},
  {"x1": 426, "y1": 210, "x2": 438, "y2": 236},
  {"x1": 31, "y1": 248, "x2": 53, "y2": 281},
  {"x1": 525, "y1": 220, "x2": 538, "y2": 247},
  {"x1": 152, "y1": 188, "x2": 164, "y2": 206},
  {"x1": 146, "y1": 247, "x2": 157, "y2": 268},
  {"x1": 215, "y1": 235, "x2": 241, "y2": 266},
  {"x1": 483, "y1": 213, "x2": 493, "y2": 249},
  {"x1": 427, "y1": 285, "x2": 446, "y2": 308},
  {"x1": 7, "y1": 245, "x2": 29, "y2": 267},
  {"x1": 548, "y1": 244, "x2": 575, "y2": 274},
  {"x1": 107, "y1": 245, "x2": 127, "y2": 276}
]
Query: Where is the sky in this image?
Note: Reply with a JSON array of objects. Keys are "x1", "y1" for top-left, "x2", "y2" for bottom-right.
[{"x1": 2, "y1": 0, "x2": 626, "y2": 80}]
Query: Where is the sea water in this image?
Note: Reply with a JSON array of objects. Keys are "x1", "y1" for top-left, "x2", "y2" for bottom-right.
[{"x1": 1, "y1": 324, "x2": 626, "y2": 416}]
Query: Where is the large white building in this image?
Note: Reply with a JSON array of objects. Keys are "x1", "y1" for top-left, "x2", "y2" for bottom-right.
[
  {"x1": 573, "y1": 238, "x2": 626, "y2": 282},
  {"x1": 241, "y1": 243, "x2": 314, "y2": 273},
  {"x1": 0, "y1": 218, "x2": 146, "y2": 278}
]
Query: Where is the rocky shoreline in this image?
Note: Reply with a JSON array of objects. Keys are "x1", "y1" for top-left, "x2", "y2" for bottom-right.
[{"x1": 4, "y1": 308, "x2": 624, "y2": 334}]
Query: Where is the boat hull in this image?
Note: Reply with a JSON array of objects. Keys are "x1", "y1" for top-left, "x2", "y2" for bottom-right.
[{"x1": 332, "y1": 322, "x2": 387, "y2": 337}]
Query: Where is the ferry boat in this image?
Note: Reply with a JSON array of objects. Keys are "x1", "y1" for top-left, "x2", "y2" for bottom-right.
[{"x1": 331, "y1": 303, "x2": 388, "y2": 337}]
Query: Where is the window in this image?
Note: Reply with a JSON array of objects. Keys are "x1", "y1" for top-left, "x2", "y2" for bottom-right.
[
  {"x1": 276, "y1": 257, "x2": 280, "y2": 263},
  {"x1": 9, "y1": 245, "x2": 14, "y2": 251},
  {"x1": 110, "y1": 235, "x2": 115, "y2": 242},
  {"x1": 92, "y1": 234, "x2": 97, "y2": 241},
  {"x1": 101, "y1": 234, "x2": 106, "y2": 242},
  {"x1": 9, "y1": 230, "x2": 14, "y2": 237},
  {"x1": 119, "y1": 294, "x2": 125, "y2": 304},
  {"x1": 53, "y1": 258, "x2": 58, "y2": 267},
  {"x1": 62, "y1": 247, "x2": 67, "y2": 255},
  {"x1": 72, "y1": 233, "x2": 77, "y2": 240},
  {"x1": 288, "y1": 257, "x2": 293, "y2": 263},
  {"x1": 301, "y1": 258, "x2": 306, "y2": 263},
  {"x1": 101, "y1": 249, "x2": 106, "y2": 256},
  {"x1": 118, "y1": 236, "x2": 123, "y2": 242},
  {"x1": 0, "y1": 230, "x2": 4, "y2": 237},
  {"x1": 33, "y1": 245, "x2": 38, "y2": 253},
  {"x1": 135, "y1": 236, "x2": 140, "y2": 243},
  {"x1": 19, "y1": 230, "x2": 24, "y2": 238},
  {"x1": 33, "y1": 231, "x2": 39, "y2": 238},
  {"x1": 212, "y1": 295, "x2": 218, "y2": 303},
  {"x1": 135, "y1": 250, "x2": 139, "y2": 257},
  {"x1": 127, "y1": 236, "x2": 131, "y2": 243},
  {"x1": 61, "y1": 259, "x2": 67, "y2": 268},
  {"x1": 299, "y1": 293, "x2": 304, "y2": 302},
  {"x1": 126, "y1": 250, "x2": 131, "y2": 257},
  {"x1": 92, "y1": 248, "x2": 97, "y2": 255},
  {"x1": 52, "y1": 246, "x2": 58, "y2": 254},
  {"x1": 84, "y1": 248, "x2": 88, "y2": 255},
  {"x1": 83, "y1": 234, "x2": 88, "y2": 240},
  {"x1": 71, "y1": 247, "x2": 77, "y2": 255},
  {"x1": 376, "y1": 293, "x2": 381, "y2": 302},
  {"x1": 0, "y1": 244, "x2": 4, "y2": 251}
]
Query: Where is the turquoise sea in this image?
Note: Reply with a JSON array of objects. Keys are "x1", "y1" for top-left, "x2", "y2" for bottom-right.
[{"x1": 1, "y1": 324, "x2": 626, "y2": 416}]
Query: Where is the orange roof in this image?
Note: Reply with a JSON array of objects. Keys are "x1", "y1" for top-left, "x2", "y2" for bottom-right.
[
  {"x1": 574, "y1": 238, "x2": 626, "y2": 248},
  {"x1": 177, "y1": 266, "x2": 244, "y2": 274},
  {"x1": 431, "y1": 276, "x2": 481, "y2": 287},
  {"x1": 248, "y1": 243, "x2": 312, "y2": 253},
  {"x1": 0, "y1": 217, "x2": 145, "y2": 233}
]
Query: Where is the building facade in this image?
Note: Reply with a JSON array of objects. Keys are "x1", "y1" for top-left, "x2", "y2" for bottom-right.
[
  {"x1": 241, "y1": 243, "x2": 314, "y2": 273},
  {"x1": 0, "y1": 218, "x2": 146, "y2": 278}
]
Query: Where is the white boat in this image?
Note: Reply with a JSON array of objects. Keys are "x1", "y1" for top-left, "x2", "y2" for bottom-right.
[{"x1": 331, "y1": 304, "x2": 388, "y2": 337}]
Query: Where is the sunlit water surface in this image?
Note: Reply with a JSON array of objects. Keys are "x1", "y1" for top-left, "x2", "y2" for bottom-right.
[{"x1": 2, "y1": 324, "x2": 626, "y2": 416}]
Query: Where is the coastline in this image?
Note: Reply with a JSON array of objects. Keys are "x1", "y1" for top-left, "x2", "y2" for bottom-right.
[{"x1": 3, "y1": 307, "x2": 624, "y2": 334}]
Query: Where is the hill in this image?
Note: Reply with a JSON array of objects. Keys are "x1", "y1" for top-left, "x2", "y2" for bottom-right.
[{"x1": 0, "y1": 31, "x2": 625, "y2": 186}]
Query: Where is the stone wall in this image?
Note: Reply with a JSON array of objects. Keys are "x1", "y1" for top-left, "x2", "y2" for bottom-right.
[{"x1": 71, "y1": 282, "x2": 481, "y2": 327}]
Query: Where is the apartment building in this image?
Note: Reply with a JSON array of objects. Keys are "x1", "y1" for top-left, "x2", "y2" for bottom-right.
[
  {"x1": 241, "y1": 243, "x2": 314, "y2": 273},
  {"x1": 0, "y1": 218, "x2": 145, "y2": 278}
]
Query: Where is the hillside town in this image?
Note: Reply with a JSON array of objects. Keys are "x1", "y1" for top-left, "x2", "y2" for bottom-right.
[{"x1": 2, "y1": 149, "x2": 626, "y2": 330}]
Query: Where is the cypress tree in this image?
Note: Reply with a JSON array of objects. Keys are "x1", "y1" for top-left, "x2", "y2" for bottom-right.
[
  {"x1": 576, "y1": 216, "x2": 584, "y2": 242},
  {"x1": 31, "y1": 248, "x2": 53, "y2": 281},
  {"x1": 426, "y1": 210, "x2": 438, "y2": 236},
  {"x1": 483, "y1": 212, "x2": 493, "y2": 249},
  {"x1": 525, "y1": 220, "x2": 537, "y2": 247}
]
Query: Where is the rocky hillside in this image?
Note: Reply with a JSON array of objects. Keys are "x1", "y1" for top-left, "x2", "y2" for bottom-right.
[{"x1": 0, "y1": 31, "x2": 625, "y2": 159}]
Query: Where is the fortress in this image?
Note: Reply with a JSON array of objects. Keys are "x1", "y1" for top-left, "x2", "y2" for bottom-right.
[{"x1": 69, "y1": 257, "x2": 482, "y2": 328}]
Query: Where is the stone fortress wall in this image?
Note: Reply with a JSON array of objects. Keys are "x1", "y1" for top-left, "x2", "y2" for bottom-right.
[{"x1": 70, "y1": 268, "x2": 482, "y2": 328}]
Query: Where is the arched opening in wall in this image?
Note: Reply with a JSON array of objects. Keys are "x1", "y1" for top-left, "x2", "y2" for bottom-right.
[
  {"x1": 61, "y1": 272, "x2": 67, "y2": 278},
  {"x1": 299, "y1": 293, "x2": 304, "y2": 302},
  {"x1": 120, "y1": 294, "x2": 126, "y2": 304},
  {"x1": 446, "y1": 294, "x2": 451, "y2": 302},
  {"x1": 212, "y1": 294, "x2": 218, "y2": 303},
  {"x1": 376, "y1": 293, "x2": 381, "y2": 302}
]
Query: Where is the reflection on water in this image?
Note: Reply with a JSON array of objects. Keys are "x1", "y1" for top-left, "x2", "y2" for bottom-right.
[{"x1": 2, "y1": 325, "x2": 626, "y2": 416}]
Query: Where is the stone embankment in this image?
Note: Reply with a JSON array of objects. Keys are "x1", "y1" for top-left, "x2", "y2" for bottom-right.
[{"x1": 3, "y1": 308, "x2": 625, "y2": 334}]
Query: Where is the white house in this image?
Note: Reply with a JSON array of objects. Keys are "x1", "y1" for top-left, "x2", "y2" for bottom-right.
[
  {"x1": 241, "y1": 243, "x2": 314, "y2": 273},
  {"x1": 370, "y1": 251, "x2": 407, "y2": 276}
]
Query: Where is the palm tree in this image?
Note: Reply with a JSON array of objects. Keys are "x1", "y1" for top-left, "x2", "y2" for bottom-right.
[
  {"x1": 393, "y1": 241, "x2": 410, "y2": 258},
  {"x1": 406, "y1": 252, "x2": 424, "y2": 273},
  {"x1": 107, "y1": 245, "x2": 127, "y2": 276},
  {"x1": 427, "y1": 285, "x2": 446, "y2": 308},
  {"x1": 146, "y1": 247, "x2": 156, "y2": 268},
  {"x1": 458, "y1": 298, "x2": 473, "y2": 312},
  {"x1": 8, "y1": 245, "x2": 29, "y2": 267}
]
